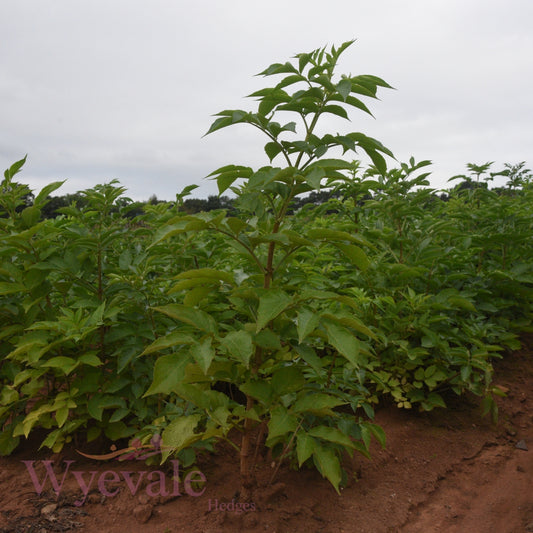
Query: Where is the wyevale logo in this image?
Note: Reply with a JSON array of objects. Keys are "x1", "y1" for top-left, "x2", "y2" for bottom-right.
[{"x1": 22, "y1": 436, "x2": 206, "y2": 507}]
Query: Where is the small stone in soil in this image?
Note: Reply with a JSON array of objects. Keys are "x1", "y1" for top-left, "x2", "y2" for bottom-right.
[
  {"x1": 41, "y1": 503, "x2": 58, "y2": 515},
  {"x1": 515, "y1": 440, "x2": 528, "y2": 451},
  {"x1": 133, "y1": 503, "x2": 153, "y2": 524}
]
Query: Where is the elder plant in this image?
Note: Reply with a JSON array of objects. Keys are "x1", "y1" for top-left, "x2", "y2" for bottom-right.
[
  {"x1": 144, "y1": 41, "x2": 391, "y2": 497},
  {"x1": 0, "y1": 160, "x2": 190, "y2": 456}
]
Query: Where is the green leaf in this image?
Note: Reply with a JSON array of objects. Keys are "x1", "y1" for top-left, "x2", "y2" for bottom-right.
[
  {"x1": 306, "y1": 228, "x2": 361, "y2": 243},
  {"x1": 337, "y1": 94, "x2": 374, "y2": 116},
  {"x1": 257, "y1": 91, "x2": 291, "y2": 115},
  {"x1": 206, "y1": 165, "x2": 253, "y2": 195},
  {"x1": 357, "y1": 73, "x2": 394, "y2": 90},
  {"x1": 308, "y1": 425, "x2": 355, "y2": 449},
  {"x1": 321, "y1": 313, "x2": 377, "y2": 341},
  {"x1": 220, "y1": 330, "x2": 254, "y2": 367},
  {"x1": 86, "y1": 302, "x2": 106, "y2": 327},
  {"x1": 347, "y1": 132, "x2": 395, "y2": 158},
  {"x1": 177, "y1": 183, "x2": 199, "y2": 198},
  {"x1": 161, "y1": 414, "x2": 202, "y2": 457},
  {"x1": 312, "y1": 443, "x2": 342, "y2": 494},
  {"x1": 275, "y1": 75, "x2": 305, "y2": 90},
  {"x1": 297, "y1": 53, "x2": 311, "y2": 73},
  {"x1": 206, "y1": 163, "x2": 252, "y2": 177},
  {"x1": 296, "y1": 432, "x2": 315, "y2": 466},
  {"x1": 86, "y1": 426, "x2": 101, "y2": 443},
  {"x1": 304, "y1": 167, "x2": 326, "y2": 189},
  {"x1": 225, "y1": 217, "x2": 248, "y2": 235},
  {"x1": 281, "y1": 121, "x2": 297, "y2": 133},
  {"x1": 143, "y1": 353, "x2": 192, "y2": 396},
  {"x1": 265, "y1": 142, "x2": 283, "y2": 162},
  {"x1": 175, "y1": 268, "x2": 234, "y2": 284},
  {"x1": 41, "y1": 357, "x2": 78, "y2": 375},
  {"x1": 360, "y1": 424, "x2": 372, "y2": 449},
  {"x1": 150, "y1": 219, "x2": 204, "y2": 246},
  {"x1": 365, "y1": 422, "x2": 386, "y2": 448},
  {"x1": 141, "y1": 332, "x2": 196, "y2": 355},
  {"x1": 184, "y1": 286, "x2": 212, "y2": 306},
  {"x1": 21, "y1": 206, "x2": 41, "y2": 227},
  {"x1": 266, "y1": 405, "x2": 298, "y2": 443},
  {"x1": 323, "y1": 105, "x2": 349, "y2": 120},
  {"x1": 253, "y1": 329, "x2": 282, "y2": 350},
  {"x1": 87, "y1": 394, "x2": 126, "y2": 422},
  {"x1": 426, "y1": 392, "x2": 446, "y2": 409},
  {"x1": 0, "y1": 386, "x2": 19, "y2": 405},
  {"x1": 333, "y1": 243, "x2": 370, "y2": 271},
  {"x1": 174, "y1": 383, "x2": 227, "y2": 411},
  {"x1": 271, "y1": 366, "x2": 305, "y2": 395},
  {"x1": 0, "y1": 426, "x2": 20, "y2": 456},
  {"x1": 281, "y1": 229, "x2": 314, "y2": 247},
  {"x1": 55, "y1": 406, "x2": 69, "y2": 428},
  {"x1": 297, "y1": 308, "x2": 320, "y2": 343},
  {"x1": 0, "y1": 282, "x2": 26, "y2": 295},
  {"x1": 447, "y1": 296, "x2": 476, "y2": 312},
  {"x1": 334, "y1": 40, "x2": 356, "y2": 58},
  {"x1": 87, "y1": 396, "x2": 104, "y2": 421},
  {"x1": 239, "y1": 380, "x2": 273, "y2": 405},
  {"x1": 310, "y1": 73, "x2": 336, "y2": 91},
  {"x1": 324, "y1": 322, "x2": 361, "y2": 366},
  {"x1": 366, "y1": 149, "x2": 387, "y2": 175},
  {"x1": 336, "y1": 79, "x2": 352, "y2": 101},
  {"x1": 152, "y1": 304, "x2": 217, "y2": 334},
  {"x1": 305, "y1": 158, "x2": 354, "y2": 171},
  {"x1": 78, "y1": 353, "x2": 103, "y2": 367},
  {"x1": 295, "y1": 345, "x2": 324, "y2": 375},
  {"x1": 204, "y1": 115, "x2": 233, "y2": 136},
  {"x1": 190, "y1": 337, "x2": 215, "y2": 374},
  {"x1": 247, "y1": 87, "x2": 277, "y2": 98},
  {"x1": 256, "y1": 289, "x2": 292, "y2": 332},
  {"x1": 104, "y1": 422, "x2": 136, "y2": 441},
  {"x1": 169, "y1": 278, "x2": 217, "y2": 293},
  {"x1": 4, "y1": 155, "x2": 27, "y2": 179},
  {"x1": 109, "y1": 408, "x2": 130, "y2": 423},
  {"x1": 258, "y1": 61, "x2": 299, "y2": 76},
  {"x1": 460, "y1": 365, "x2": 472, "y2": 381},
  {"x1": 216, "y1": 171, "x2": 245, "y2": 195},
  {"x1": 34, "y1": 181, "x2": 64, "y2": 206},
  {"x1": 293, "y1": 393, "x2": 346, "y2": 416}
]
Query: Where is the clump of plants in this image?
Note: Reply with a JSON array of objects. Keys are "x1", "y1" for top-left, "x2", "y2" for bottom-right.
[
  {"x1": 143, "y1": 40, "x2": 392, "y2": 497},
  {"x1": 1, "y1": 42, "x2": 532, "y2": 500}
]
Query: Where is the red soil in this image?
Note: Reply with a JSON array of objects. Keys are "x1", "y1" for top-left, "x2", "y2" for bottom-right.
[{"x1": 1, "y1": 339, "x2": 532, "y2": 533}]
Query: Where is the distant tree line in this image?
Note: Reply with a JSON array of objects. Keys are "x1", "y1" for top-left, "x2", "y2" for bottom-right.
[
  {"x1": 30, "y1": 189, "x2": 347, "y2": 219},
  {"x1": 4, "y1": 161, "x2": 530, "y2": 220}
]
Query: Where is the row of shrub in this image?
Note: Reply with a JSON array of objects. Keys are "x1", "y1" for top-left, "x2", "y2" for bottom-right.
[{"x1": 2, "y1": 41, "x2": 532, "y2": 494}]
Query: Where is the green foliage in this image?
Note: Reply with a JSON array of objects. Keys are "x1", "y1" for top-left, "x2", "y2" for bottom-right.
[
  {"x1": 1, "y1": 42, "x2": 532, "y2": 498},
  {"x1": 0, "y1": 165, "x2": 195, "y2": 455}
]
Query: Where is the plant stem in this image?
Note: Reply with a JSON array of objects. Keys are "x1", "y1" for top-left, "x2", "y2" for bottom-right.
[{"x1": 240, "y1": 393, "x2": 256, "y2": 500}]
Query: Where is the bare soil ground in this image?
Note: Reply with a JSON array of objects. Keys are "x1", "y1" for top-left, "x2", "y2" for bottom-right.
[{"x1": 1, "y1": 338, "x2": 532, "y2": 533}]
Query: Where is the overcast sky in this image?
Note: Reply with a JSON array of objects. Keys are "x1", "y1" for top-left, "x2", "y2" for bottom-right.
[{"x1": 1, "y1": 1, "x2": 532, "y2": 201}]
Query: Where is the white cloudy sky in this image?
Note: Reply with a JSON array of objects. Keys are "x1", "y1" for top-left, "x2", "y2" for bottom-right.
[{"x1": 1, "y1": 1, "x2": 532, "y2": 201}]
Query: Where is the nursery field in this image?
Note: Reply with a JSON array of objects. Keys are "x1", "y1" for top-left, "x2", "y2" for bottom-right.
[
  {"x1": 0, "y1": 340, "x2": 532, "y2": 532},
  {"x1": 1, "y1": 42, "x2": 532, "y2": 531}
]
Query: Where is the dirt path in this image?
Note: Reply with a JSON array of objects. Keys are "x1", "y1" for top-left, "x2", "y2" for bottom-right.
[
  {"x1": 1, "y1": 341, "x2": 532, "y2": 533},
  {"x1": 399, "y1": 346, "x2": 533, "y2": 533}
]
